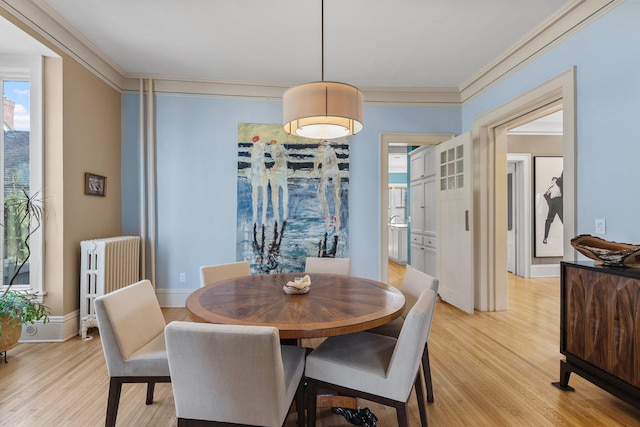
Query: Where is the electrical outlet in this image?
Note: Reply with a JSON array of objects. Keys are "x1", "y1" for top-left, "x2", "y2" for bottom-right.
[
  {"x1": 595, "y1": 218, "x2": 606, "y2": 234},
  {"x1": 179, "y1": 273, "x2": 186, "y2": 283}
]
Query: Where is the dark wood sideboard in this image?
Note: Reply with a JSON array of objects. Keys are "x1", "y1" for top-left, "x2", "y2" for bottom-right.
[{"x1": 553, "y1": 261, "x2": 640, "y2": 409}]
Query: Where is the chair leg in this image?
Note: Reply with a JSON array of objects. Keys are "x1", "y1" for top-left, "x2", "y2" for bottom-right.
[
  {"x1": 422, "y1": 342, "x2": 434, "y2": 403},
  {"x1": 396, "y1": 403, "x2": 409, "y2": 427},
  {"x1": 146, "y1": 381, "x2": 156, "y2": 405},
  {"x1": 414, "y1": 374, "x2": 428, "y2": 427},
  {"x1": 106, "y1": 377, "x2": 123, "y2": 427},
  {"x1": 306, "y1": 380, "x2": 318, "y2": 427},
  {"x1": 296, "y1": 377, "x2": 305, "y2": 427}
]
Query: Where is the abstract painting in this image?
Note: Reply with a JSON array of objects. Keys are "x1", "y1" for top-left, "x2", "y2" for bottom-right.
[{"x1": 237, "y1": 123, "x2": 349, "y2": 274}]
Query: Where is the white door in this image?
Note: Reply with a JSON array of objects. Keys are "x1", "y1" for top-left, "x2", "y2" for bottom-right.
[
  {"x1": 507, "y1": 163, "x2": 516, "y2": 273},
  {"x1": 437, "y1": 132, "x2": 474, "y2": 314}
]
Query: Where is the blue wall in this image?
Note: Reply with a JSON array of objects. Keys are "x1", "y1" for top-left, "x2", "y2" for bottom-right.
[
  {"x1": 389, "y1": 173, "x2": 408, "y2": 184},
  {"x1": 122, "y1": 1, "x2": 640, "y2": 290},
  {"x1": 122, "y1": 95, "x2": 460, "y2": 289},
  {"x1": 462, "y1": 1, "x2": 640, "y2": 243}
]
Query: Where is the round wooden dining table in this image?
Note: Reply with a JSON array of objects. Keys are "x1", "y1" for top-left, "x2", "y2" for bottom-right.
[{"x1": 186, "y1": 272, "x2": 405, "y2": 340}]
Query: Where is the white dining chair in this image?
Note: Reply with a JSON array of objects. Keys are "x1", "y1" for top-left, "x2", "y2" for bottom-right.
[
  {"x1": 305, "y1": 288, "x2": 436, "y2": 427},
  {"x1": 165, "y1": 321, "x2": 306, "y2": 427},
  {"x1": 94, "y1": 279, "x2": 171, "y2": 427},
  {"x1": 304, "y1": 257, "x2": 351, "y2": 275},
  {"x1": 369, "y1": 266, "x2": 439, "y2": 403},
  {"x1": 199, "y1": 260, "x2": 251, "y2": 287}
]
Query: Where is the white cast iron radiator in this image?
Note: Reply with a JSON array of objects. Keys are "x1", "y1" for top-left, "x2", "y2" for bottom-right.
[{"x1": 79, "y1": 236, "x2": 141, "y2": 340}]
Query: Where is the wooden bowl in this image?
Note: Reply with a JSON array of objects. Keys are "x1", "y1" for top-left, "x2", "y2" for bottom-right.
[{"x1": 571, "y1": 234, "x2": 640, "y2": 267}]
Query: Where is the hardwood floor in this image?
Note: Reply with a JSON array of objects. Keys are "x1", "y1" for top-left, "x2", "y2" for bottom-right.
[{"x1": 1, "y1": 268, "x2": 639, "y2": 426}]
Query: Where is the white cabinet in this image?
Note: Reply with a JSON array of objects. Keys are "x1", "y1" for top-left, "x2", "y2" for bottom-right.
[
  {"x1": 409, "y1": 145, "x2": 437, "y2": 276},
  {"x1": 410, "y1": 176, "x2": 436, "y2": 235},
  {"x1": 410, "y1": 234, "x2": 437, "y2": 277},
  {"x1": 388, "y1": 226, "x2": 408, "y2": 264},
  {"x1": 410, "y1": 146, "x2": 436, "y2": 181}
]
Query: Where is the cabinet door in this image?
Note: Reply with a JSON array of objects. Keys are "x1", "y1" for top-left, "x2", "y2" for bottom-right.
[
  {"x1": 410, "y1": 243, "x2": 426, "y2": 273},
  {"x1": 424, "y1": 246, "x2": 437, "y2": 277},
  {"x1": 410, "y1": 181, "x2": 425, "y2": 235},
  {"x1": 423, "y1": 176, "x2": 436, "y2": 235},
  {"x1": 425, "y1": 147, "x2": 436, "y2": 177},
  {"x1": 397, "y1": 228, "x2": 408, "y2": 264},
  {"x1": 410, "y1": 151, "x2": 425, "y2": 181},
  {"x1": 389, "y1": 228, "x2": 398, "y2": 260}
]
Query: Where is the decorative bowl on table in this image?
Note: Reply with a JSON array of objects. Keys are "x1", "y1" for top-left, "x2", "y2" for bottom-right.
[
  {"x1": 283, "y1": 275, "x2": 311, "y2": 295},
  {"x1": 571, "y1": 234, "x2": 640, "y2": 267}
]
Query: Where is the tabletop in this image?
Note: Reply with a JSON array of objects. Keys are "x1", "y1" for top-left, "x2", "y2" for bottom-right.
[{"x1": 185, "y1": 272, "x2": 406, "y2": 339}]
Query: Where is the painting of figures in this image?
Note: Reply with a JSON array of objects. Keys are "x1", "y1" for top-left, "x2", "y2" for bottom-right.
[{"x1": 237, "y1": 123, "x2": 349, "y2": 274}]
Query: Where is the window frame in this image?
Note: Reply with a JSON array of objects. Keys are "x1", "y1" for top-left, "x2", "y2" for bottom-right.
[{"x1": 0, "y1": 55, "x2": 44, "y2": 297}]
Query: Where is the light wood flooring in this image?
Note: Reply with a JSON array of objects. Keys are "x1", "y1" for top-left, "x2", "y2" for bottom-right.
[{"x1": 1, "y1": 264, "x2": 639, "y2": 426}]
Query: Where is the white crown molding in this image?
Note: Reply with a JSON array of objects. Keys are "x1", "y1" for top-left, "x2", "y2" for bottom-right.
[
  {"x1": 1, "y1": 1, "x2": 623, "y2": 104},
  {"x1": 121, "y1": 76, "x2": 461, "y2": 105},
  {"x1": 1, "y1": 0, "x2": 126, "y2": 91},
  {"x1": 459, "y1": 0, "x2": 622, "y2": 103}
]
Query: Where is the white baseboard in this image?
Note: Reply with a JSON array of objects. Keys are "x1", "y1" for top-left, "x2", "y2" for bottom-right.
[
  {"x1": 15, "y1": 289, "x2": 200, "y2": 343},
  {"x1": 156, "y1": 288, "x2": 194, "y2": 308},
  {"x1": 18, "y1": 310, "x2": 79, "y2": 343},
  {"x1": 530, "y1": 263, "x2": 560, "y2": 278}
]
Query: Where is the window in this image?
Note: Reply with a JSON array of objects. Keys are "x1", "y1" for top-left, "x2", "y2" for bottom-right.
[
  {"x1": 0, "y1": 56, "x2": 43, "y2": 296},
  {"x1": 439, "y1": 144, "x2": 464, "y2": 191}
]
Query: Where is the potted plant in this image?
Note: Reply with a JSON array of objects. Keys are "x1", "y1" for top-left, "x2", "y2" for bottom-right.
[{"x1": 0, "y1": 186, "x2": 49, "y2": 360}]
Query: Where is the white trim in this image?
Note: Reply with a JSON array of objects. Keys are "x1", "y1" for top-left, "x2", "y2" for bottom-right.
[
  {"x1": 507, "y1": 154, "x2": 532, "y2": 279},
  {"x1": 155, "y1": 288, "x2": 193, "y2": 308},
  {"x1": 1, "y1": 0, "x2": 621, "y2": 103},
  {"x1": 0, "y1": 55, "x2": 44, "y2": 296},
  {"x1": 17, "y1": 310, "x2": 78, "y2": 342},
  {"x1": 460, "y1": 0, "x2": 621, "y2": 103},
  {"x1": 530, "y1": 263, "x2": 560, "y2": 278},
  {"x1": 471, "y1": 68, "x2": 576, "y2": 311},
  {"x1": 2, "y1": 0, "x2": 126, "y2": 91},
  {"x1": 122, "y1": 78, "x2": 462, "y2": 105},
  {"x1": 146, "y1": 80, "x2": 157, "y2": 286}
]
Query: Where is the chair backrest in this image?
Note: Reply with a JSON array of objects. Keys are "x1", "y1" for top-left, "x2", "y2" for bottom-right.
[
  {"x1": 199, "y1": 261, "x2": 251, "y2": 287},
  {"x1": 386, "y1": 288, "x2": 436, "y2": 401},
  {"x1": 165, "y1": 321, "x2": 289, "y2": 426},
  {"x1": 94, "y1": 279, "x2": 166, "y2": 374},
  {"x1": 304, "y1": 257, "x2": 351, "y2": 275},
  {"x1": 401, "y1": 265, "x2": 439, "y2": 319}
]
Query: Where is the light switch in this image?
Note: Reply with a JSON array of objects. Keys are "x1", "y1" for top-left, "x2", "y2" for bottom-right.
[{"x1": 595, "y1": 218, "x2": 606, "y2": 234}]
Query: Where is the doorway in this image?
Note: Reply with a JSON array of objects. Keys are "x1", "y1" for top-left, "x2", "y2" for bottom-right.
[
  {"x1": 472, "y1": 68, "x2": 576, "y2": 311},
  {"x1": 506, "y1": 108, "x2": 563, "y2": 279},
  {"x1": 379, "y1": 133, "x2": 453, "y2": 283}
]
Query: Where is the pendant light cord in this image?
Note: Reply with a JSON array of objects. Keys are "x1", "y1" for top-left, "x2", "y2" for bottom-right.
[{"x1": 321, "y1": 0, "x2": 325, "y2": 81}]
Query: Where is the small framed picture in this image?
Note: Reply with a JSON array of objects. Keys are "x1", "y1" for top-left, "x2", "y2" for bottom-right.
[{"x1": 85, "y1": 173, "x2": 106, "y2": 197}]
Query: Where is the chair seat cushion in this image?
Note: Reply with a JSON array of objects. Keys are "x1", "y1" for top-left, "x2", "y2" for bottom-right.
[
  {"x1": 306, "y1": 332, "x2": 403, "y2": 400},
  {"x1": 122, "y1": 332, "x2": 170, "y2": 377},
  {"x1": 367, "y1": 316, "x2": 404, "y2": 339}
]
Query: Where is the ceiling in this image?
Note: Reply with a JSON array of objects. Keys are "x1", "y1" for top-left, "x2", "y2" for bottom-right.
[{"x1": 3, "y1": 0, "x2": 570, "y2": 89}]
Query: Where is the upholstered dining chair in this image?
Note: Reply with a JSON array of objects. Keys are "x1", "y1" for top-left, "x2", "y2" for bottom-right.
[
  {"x1": 199, "y1": 260, "x2": 251, "y2": 287},
  {"x1": 369, "y1": 266, "x2": 439, "y2": 403},
  {"x1": 305, "y1": 288, "x2": 436, "y2": 427},
  {"x1": 94, "y1": 279, "x2": 171, "y2": 427},
  {"x1": 304, "y1": 257, "x2": 351, "y2": 275},
  {"x1": 164, "y1": 321, "x2": 306, "y2": 427}
]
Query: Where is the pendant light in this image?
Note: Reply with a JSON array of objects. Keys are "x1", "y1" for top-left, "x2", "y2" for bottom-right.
[{"x1": 283, "y1": 0, "x2": 364, "y2": 139}]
